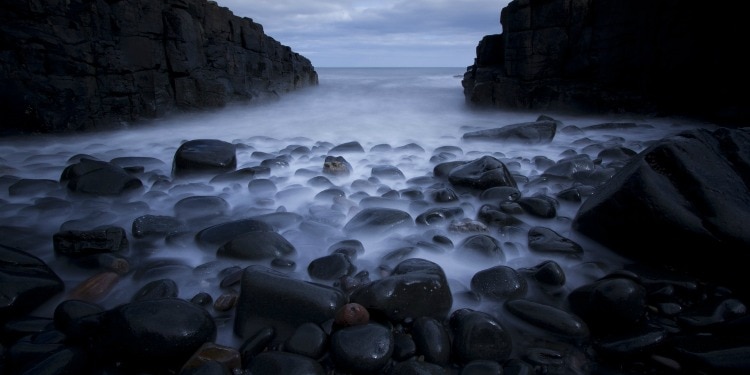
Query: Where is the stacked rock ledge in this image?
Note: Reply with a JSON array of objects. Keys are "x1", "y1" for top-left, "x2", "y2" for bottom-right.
[
  {"x1": 0, "y1": 0, "x2": 319, "y2": 135},
  {"x1": 462, "y1": 0, "x2": 747, "y2": 126}
]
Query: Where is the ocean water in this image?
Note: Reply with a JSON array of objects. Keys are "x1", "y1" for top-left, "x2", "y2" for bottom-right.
[{"x1": 0, "y1": 67, "x2": 714, "y2": 346}]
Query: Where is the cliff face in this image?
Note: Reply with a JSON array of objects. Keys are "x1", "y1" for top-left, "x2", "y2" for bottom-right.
[
  {"x1": 463, "y1": 0, "x2": 746, "y2": 125},
  {"x1": 0, "y1": 0, "x2": 318, "y2": 134}
]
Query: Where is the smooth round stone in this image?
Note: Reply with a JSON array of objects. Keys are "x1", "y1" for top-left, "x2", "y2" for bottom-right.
[
  {"x1": 335, "y1": 303, "x2": 370, "y2": 327},
  {"x1": 195, "y1": 216, "x2": 271, "y2": 248},
  {"x1": 173, "y1": 195, "x2": 229, "y2": 221},
  {"x1": 461, "y1": 120, "x2": 557, "y2": 145},
  {"x1": 0, "y1": 245, "x2": 64, "y2": 321},
  {"x1": 131, "y1": 214, "x2": 183, "y2": 239},
  {"x1": 411, "y1": 317, "x2": 451, "y2": 365},
  {"x1": 307, "y1": 253, "x2": 355, "y2": 281},
  {"x1": 392, "y1": 332, "x2": 417, "y2": 360},
  {"x1": 527, "y1": 226, "x2": 583, "y2": 257},
  {"x1": 504, "y1": 299, "x2": 589, "y2": 341},
  {"x1": 61, "y1": 158, "x2": 143, "y2": 196},
  {"x1": 371, "y1": 165, "x2": 405, "y2": 180},
  {"x1": 416, "y1": 207, "x2": 464, "y2": 226},
  {"x1": 433, "y1": 160, "x2": 467, "y2": 178},
  {"x1": 330, "y1": 323, "x2": 393, "y2": 374},
  {"x1": 234, "y1": 266, "x2": 347, "y2": 342},
  {"x1": 323, "y1": 155, "x2": 354, "y2": 176},
  {"x1": 343, "y1": 207, "x2": 414, "y2": 236},
  {"x1": 479, "y1": 186, "x2": 521, "y2": 202},
  {"x1": 239, "y1": 327, "x2": 276, "y2": 366},
  {"x1": 328, "y1": 239, "x2": 365, "y2": 257},
  {"x1": 53, "y1": 299, "x2": 104, "y2": 340},
  {"x1": 8, "y1": 178, "x2": 61, "y2": 197},
  {"x1": 329, "y1": 141, "x2": 365, "y2": 154},
  {"x1": 568, "y1": 277, "x2": 647, "y2": 332},
  {"x1": 247, "y1": 178, "x2": 278, "y2": 197},
  {"x1": 457, "y1": 234, "x2": 506, "y2": 264},
  {"x1": 217, "y1": 231, "x2": 296, "y2": 260},
  {"x1": 172, "y1": 139, "x2": 236, "y2": 177},
  {"x1": 210, "y1": 166, "x2": 270, "y2": 183},
  {"x1": 517, "y1": 195, "x2": 558, "y2": 218},
  {"x1": 470, "y1": 266, "x2": 527, "y2": 301},
  {"x1": 449, "y1": 308, "x2": 513, "y2": 364},
  {"x1": 97, "y1": 298, "x2": 217, "y2": 371},
  {"x1": 283, "y1": 322, "x2": 327, "y2": 359},
  {"x1": 448, "y1": 156, "x2": 518, "y2": 190},
  {"x1": 519, "y1": 260, "x2": 567, "y2": 287},
  {"x1": 594, "y1": 324, "x2": 667, "y2": 356},
  {"x1": 350, "y1": 258, "x2": 453, "y2": 322},
  {"x1": 130, "y1": 278, "x2": 178, "y2": 302},
  {"x1": 477, "y1": 204, "x2": 524, "y2": 227},
  {"x1": 542, "y1": 154, "x2": 595, "y2": 178}
]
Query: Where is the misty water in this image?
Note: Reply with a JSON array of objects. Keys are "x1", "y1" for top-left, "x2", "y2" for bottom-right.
[{"x1": 0, "y1": 67, "x2": 715, "y2": 347}]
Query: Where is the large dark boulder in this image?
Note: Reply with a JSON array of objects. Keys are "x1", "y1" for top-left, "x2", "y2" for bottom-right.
[
  {"x1": 573, "y1": 127, "x2": 750, "y2": 296},
  {"x1": 0, "y1": 0, "x2": 318, "y2": 134},
  {"x1": 0, "y1": 244, "x2": 64, "y2": 323},
  {"x1": 463, "y1": 0, "x2": 747, "y2": 125},
  {"x1": 60, "y1": 158, "x2": 143, "y2": 196}
]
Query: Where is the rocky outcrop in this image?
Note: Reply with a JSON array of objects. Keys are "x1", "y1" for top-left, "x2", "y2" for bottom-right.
[
  {"x1": 0, "y1": 0, "x2": 318, "y2": 134},
  {"x1": 463, "y1": 0, "x2": 746, "y2": 126},
  {"x1": 573, "y1": 127, "x2": 750, "y2": 297}
]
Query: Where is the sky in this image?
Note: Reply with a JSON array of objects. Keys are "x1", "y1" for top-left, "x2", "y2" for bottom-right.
[{"x1": 213, "y1": 0, "x2": 511, "y2": 68}]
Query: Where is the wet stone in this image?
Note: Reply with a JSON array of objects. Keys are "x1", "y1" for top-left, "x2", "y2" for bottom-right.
[
  {"x1": 67, "y1": 271, "x2": 120, "y2": 303},
  {"x1": 307, "y1": 253, "x2": 355, "y2": 281},
  {"x1": 173, "y1": 195, "x2": 229, "y2": 222},
  {"x1": 471, "y1": 265, "x2": 527, "y2": 301},
  {"x1": 568, "y1": 277, "x2": 647, "y2": 333},
  {"x1": 543, "y1": 154, "x2": 595, "y2": 179},
  {"x1": 594, "y1": 324, "x2": 667, "y2": 357},
  {"x1": 210, "y1": 166, "x2": 270, "y2": 183},
  {"x1": 247, "y1": 178, "x2": 278, "y2": 197},
  {"x1": 8, "y1": 178, "x2": 61, "y2": 197},
  {"x1": 504, "y1": 299, "x2": 589, "y2": 341},
  {"x1": 517, "y1": 194, "x2": 558, "y2": 218},
  {"x1": 330, "y1": 323, "x2": 393, "y2": 374},
  {"x1": 217, "y1": 230, "x2": 296, "y2": 261},
  {"x1": 283, "y1": 322, "x2": 327, "y2": 359},
  {"x1": 343, "y1": 207, "x2": 414, "y2": 236},
  {"x1": 519, "y1": 260, "x2": 567, "y2": 288},
  {"x1": 411, "y1": 316, "x2": 452, "y2": 365},
  {"x1": 477, "y1": 204, "x2": 525, "y2": 228},
  {"x1": 371, "y1": 164, "x2": 405, "y2": 180},
  {"x1": 52, "y1": 226, "x2": 128, "y2": 258},
  {"x1": 172, "y1": 139, "x2": 237, "y2": 177},
  {"x1": 479, "y1": 186, "x2": 521, "y2": 202},
  {"x1": 329, "y1": 141, "x2": 365, "y2": 154},
  {"x1": 323, "y1": 155, "x2": 354, "y2": 176},
  {"x1": 234, "y1": 265, "x2": 347, "y2": 342},
  {"x1": 461, "y1": 120, "x2": 558, "y2": 145},
  {"x1": 335, "y1": 302, "x2": 370, "y2": 327},
  {"x1": 448, "y1": 156, "x2": 518, "y2": 191},
  {"x1": 449, "y1": 308, "x2": 513, "y2": 364},
  {"x1": 130, "y1": 278, "x2": 178, "y2": 302},
  {"x1": 416, "y1": 207, "x2": 464, "y2": 226},
  {"x1": 96, "y1": 298, "x2": 217, "y2": 372},
  {"x1": 350, "y1": 258, "x2": 453, "y2": 322},
  {"x1": 131, "y1": 214, "x2": 183, "y2": 239},
  {"x1": 61, "y1": 158, "x2": 143, "y2": 196},
  {"x1": 457, "y1": 234, "x2": 506, "y2": 264},
  {"x1": 527, "y1": 226, "x2": 583, "y2": 257}
]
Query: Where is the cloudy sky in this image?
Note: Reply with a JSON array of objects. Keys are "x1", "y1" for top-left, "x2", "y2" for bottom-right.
[{"x1": 213, "y1": 0, "x2": 511, "y2": 67}]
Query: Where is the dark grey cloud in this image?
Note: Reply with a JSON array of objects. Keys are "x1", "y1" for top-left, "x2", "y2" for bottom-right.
[{"x1": 213, "y1": 0, "x2": 510, "y2": 67}]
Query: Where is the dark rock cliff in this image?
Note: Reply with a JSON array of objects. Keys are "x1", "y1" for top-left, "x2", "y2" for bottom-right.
[
  {"x1": 0, "y1": 0, "x2": 318, "y2": 134},
  {"x1": 463, "y1": 0, "x2": 747, "y2": 126}
]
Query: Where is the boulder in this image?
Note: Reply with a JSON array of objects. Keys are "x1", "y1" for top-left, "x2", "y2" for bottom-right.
[{"x1": 573, "y1": 128, "x2": 750, "y2": 296}]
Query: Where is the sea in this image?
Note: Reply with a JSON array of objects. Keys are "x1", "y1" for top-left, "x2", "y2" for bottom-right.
[{"x1": 0, "y1": 67, "x2": 716, "y2": 346}]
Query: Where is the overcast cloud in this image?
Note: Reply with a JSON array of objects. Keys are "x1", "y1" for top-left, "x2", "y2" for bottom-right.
[{"x1": 213, "y1": 0, "x2": 511, "y2": 67}]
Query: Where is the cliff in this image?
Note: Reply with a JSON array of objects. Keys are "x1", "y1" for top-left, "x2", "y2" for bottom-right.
[
  {"x1": 463, "y1": 0, "x2": 747, "y2": 125},
  {"x1": 0, "y1": 0, "x2": 318, "y2": 134}
]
